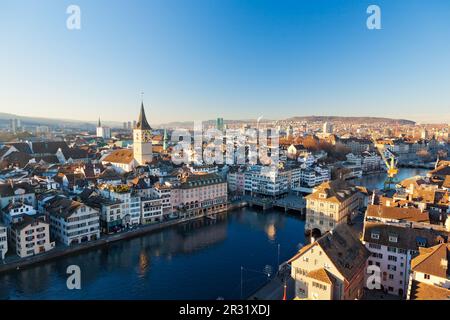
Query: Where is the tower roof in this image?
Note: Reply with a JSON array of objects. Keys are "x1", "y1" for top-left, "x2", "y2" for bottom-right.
[{"x1": 136, "y1": 102, "x2": 152, "y2": 130}]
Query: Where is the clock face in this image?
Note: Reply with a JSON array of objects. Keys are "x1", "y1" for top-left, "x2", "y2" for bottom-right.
[{"x1": 135, "y1": 130, "x2": 152, "y2": 142}]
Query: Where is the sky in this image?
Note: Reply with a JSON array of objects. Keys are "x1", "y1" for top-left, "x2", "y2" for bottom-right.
[{"x1": 1, "y1": 0, "x2": 450, "y2": 125}]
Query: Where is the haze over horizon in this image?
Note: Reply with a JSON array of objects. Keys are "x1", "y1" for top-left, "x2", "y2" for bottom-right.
[{"x1": 2, "y1": 0, "x2": 450, "y2": 124}]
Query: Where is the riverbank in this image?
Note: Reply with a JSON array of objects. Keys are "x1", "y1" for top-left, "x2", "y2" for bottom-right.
[{"x1": 0, "y1": 202, "x2": 248, "y2": 275}]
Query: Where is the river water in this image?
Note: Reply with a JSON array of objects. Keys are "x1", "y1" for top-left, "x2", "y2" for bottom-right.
[{"x1": 0, "y1": 168, "x2": 428, "y2": 300}]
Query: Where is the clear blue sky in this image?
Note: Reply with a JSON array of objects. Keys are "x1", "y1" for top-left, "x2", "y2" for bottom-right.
[{"x1": 1, "y1": 0, "x2": 450, "y2": 125}]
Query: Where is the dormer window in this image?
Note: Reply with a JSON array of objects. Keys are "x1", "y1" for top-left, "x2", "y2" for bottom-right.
[
  {"x1": 388, "y1": 234, "x2": 398, "y2": 243},
  {"x1": 371, "y1": 232, "x2": 380, "y2": 240},
  {"x1": 319, "y1": 193, "x2": 327, "y2": 199},
  {"x1": 416, "y1": 237, "x2": 427, "y2": 247}
]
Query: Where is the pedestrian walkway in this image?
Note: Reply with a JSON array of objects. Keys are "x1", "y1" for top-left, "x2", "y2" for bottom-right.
[{"x1": 247, "y1": 269, "x2": 295, "y2": 300}]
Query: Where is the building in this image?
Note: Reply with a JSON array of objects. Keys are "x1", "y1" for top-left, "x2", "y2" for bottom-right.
[
  {"x1": 289, "y1": 223, "x2": 370, "y2": 300},
  {"x1": 102, "y1": 149, "x2": 135, "y2": 173},
  {"x1": 171, "y1": 173, "x2": 227, "y2": 218},
  {"x1": 153, "y1": 182, "x2": 173, "y2": 216},
  {"x1": 216, "y1": 118, "x2": 224, "y2": 132},
  {"x1": 365, "y1": 204, "x2": 431, "y2": 229},
  {"x1": 46, "y1": 197, "x2": 100, "y2": 246},
  {"x1": 407, "y1": 243, "x2": 450, "y2": 300},
  {"x1": 362, "y1": 221, "x2": 448, "y2": 297},
  {"x1": 99, "y1": 184, "x2": 141, "y2": 226},
  {"x1": 323, "y1": 122, "x2": 333, "y2": 135},
  {"x1": 305, "y1": 179, "x2": 362, "y2": 236},
  {"x1": 141, "y1": 196, "x2": 163, "y2": 224},
  {"x1": 0, "y1": 224, "x2": 7, "y2": 260},
  {"x1": 133, "y1": 102, "x2": 153, "y2": 165},
  {"x1": 85, "y1": 196, "x2": 123, "y2": 234},
  {"x1": 96, "y1": 118, "x2": 111, "y2": 139},
  {"x1": 1, "y1": 200, "x2": 37, "y2": 226},
  {"x1": 10, "y1": 216, "x2": 54, "y2": 258},
  {"x1": 0, "y1": 182, "x2": 36, "y2": 209}
]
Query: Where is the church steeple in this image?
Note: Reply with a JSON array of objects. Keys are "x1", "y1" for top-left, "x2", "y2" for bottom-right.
[
  {"x1": 136, "y1": 102, "x2": 152, "y2": 130},
  {"x1": 133, "y1": 99, "x2": 153, "y2": 166}
]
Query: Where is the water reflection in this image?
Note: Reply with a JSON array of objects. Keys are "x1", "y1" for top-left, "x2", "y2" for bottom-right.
[{"x1": 0, "y1": 209, "x2": 305, "y2": 300}]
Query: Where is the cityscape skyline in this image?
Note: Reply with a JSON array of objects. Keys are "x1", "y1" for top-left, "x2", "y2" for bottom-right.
[{"x1": 2, "y1": 0, "x2": 450, "y2": 124}]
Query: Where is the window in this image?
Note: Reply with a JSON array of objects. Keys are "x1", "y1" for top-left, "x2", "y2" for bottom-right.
[
  {"x1": 388, "y1": 235, "x2": 398, "y2": 243},
  {"x1": 371, "y1": 232, "x2": 380, "y2": 240},
  {"x1": 388, "y1": 255, "x2": 397, "y2": 262},
  {"x1": 424, "y1": 274, "x2": 430, "y2": 280}
]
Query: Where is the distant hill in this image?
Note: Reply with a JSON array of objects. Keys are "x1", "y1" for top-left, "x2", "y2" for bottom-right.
[
  {"x1": 0, "y1": 112, "x2": 416, "y2": 129},
  {"x1": 0, "y1": 112, "x2": 122, "y2": 128},
  {"x1": 285, "y1": 116, "x2": 415, "y2": 125}
]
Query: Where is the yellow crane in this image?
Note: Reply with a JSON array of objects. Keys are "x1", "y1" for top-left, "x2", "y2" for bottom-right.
[{"x1": 373, "y1": 139, "x2": 399, "y2": 190}]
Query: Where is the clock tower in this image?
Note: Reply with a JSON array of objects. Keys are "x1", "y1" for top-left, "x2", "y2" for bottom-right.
[{"x1": 133, "y1": 102, "x2": 153, "y2": 165}]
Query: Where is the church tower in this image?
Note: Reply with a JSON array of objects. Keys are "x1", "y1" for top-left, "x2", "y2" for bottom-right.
[{"x1": 133, "y1": 102, "x2": 153, "y2": 165}]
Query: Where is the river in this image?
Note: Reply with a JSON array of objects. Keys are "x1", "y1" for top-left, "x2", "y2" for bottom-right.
[{"x1": 0, "y1": 168, "x2": 428, "y2": 300}]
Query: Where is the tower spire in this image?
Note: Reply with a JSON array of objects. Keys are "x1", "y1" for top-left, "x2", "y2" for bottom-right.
[
  {"x1": 98, "y1": 117, "x2": 101, "y2": 127},
  {"x1": 136, "y1": 98, "x2": 152, "y2": 130}
]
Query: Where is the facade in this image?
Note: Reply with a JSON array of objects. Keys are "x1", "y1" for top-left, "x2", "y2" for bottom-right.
[
  {"x1": 10, "y1": 216, "x2": 54, "y2": 258},
  {"x1": 96, "y1": 118, "x2": 111, "y2": 139},
  {"x1": 362, "y1": 221, "x2": 448, "y2": 298},
  {"x1": 46, "y1": 197, "x2": 100, "y2": 246},
  {"x1": 289, "y1": 223, "x2": 370, "y2": 300},
  {"x1": 141, "y1": 197, "x2": 163, "y2": 224},
  {"x1": 85, "y1": 196, "x2": 124, "y2": 234},
  {"x1": 305, "y1": 179, "x2": 362, "y2": 235},
  {"x1": 1, "y1": 201, "x2": 37, "y2": 226},
  {"x1": 153, "y1": 182, "x2": 173, "y2": 216},
  {"x1": 407, "y1": 243, "x2": 450, "y2": 300},
  {"x1": 133, "y1": 102, "x2": 153, "y2": 166},
  {"x1": 0, "y1": 224, "x2": 7, "y2": 260},
  {"x1": 171, "y1": 173, "x2": 228, "y2": 218},
  {"x1": 99, "y1": 184, "x2": 141, "y2": 226}
]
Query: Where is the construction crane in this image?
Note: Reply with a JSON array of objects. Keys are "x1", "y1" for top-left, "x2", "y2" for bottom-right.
[{"x1": 373, "y1": 139, "x2": 399, "y2": 190}]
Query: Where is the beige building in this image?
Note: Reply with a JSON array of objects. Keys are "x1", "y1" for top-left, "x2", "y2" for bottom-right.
[
  {"x1": 171, "y1": 173, "x2": 228, "y2": 218},
  {"x1": 289, "y1": 223, "x2": 370, "y2": 300},
  {"x1": 407, "y1": 243, "x2": 450, "y2": 300},
  {"x1": 10, "y1": 216, "x2": 54, "y2": 258},
  {"x1": 305, "y1": 179, "x2": 363, "y2": 236},
  {"x1": 133, "y1": 102, "x2": 153, "y2": 166}
]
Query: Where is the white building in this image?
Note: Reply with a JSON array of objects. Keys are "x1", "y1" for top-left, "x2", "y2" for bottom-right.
[
  {"x1": 407, "y1": 243, "x2": 450, "y2": 300},
  {"x1": 0, "y1": 224, "x2": 7, "y2": 260},
  {"x1": 96, "y1": 118, "x2": 111, "y2": 139},
  {"x1": 46, "y1": 197, "x2": 100, "y2": 246},
  {"x1": 141, "y1": 197, "x2": 163, "y2": 224},
  {"x1": 362, "y1": 221, "x2": 447, "y2": 298},
  {"x1": 323, "y1": 122, "x2": 333, "y2": 135},
  {"x1": 2, "y1": 201, "x2": 37, "y2": 226},
  {"x1": 0, "y1": 182, "x2": 36, "y2": 209},
  {"x1": 10, "y1": 216, "x2": 54, "y2": 258},
  {"x1": 85, "y1": 196, "x2": 124, "y2": 234},
  {"x1": 99, "y1": 184, "x2": 141, "y2": 226}
]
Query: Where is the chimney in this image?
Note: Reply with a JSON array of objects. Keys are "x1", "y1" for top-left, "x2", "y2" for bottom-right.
[{"x1": 310, "y1": 236, "x2": 315, "y2": 244}]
